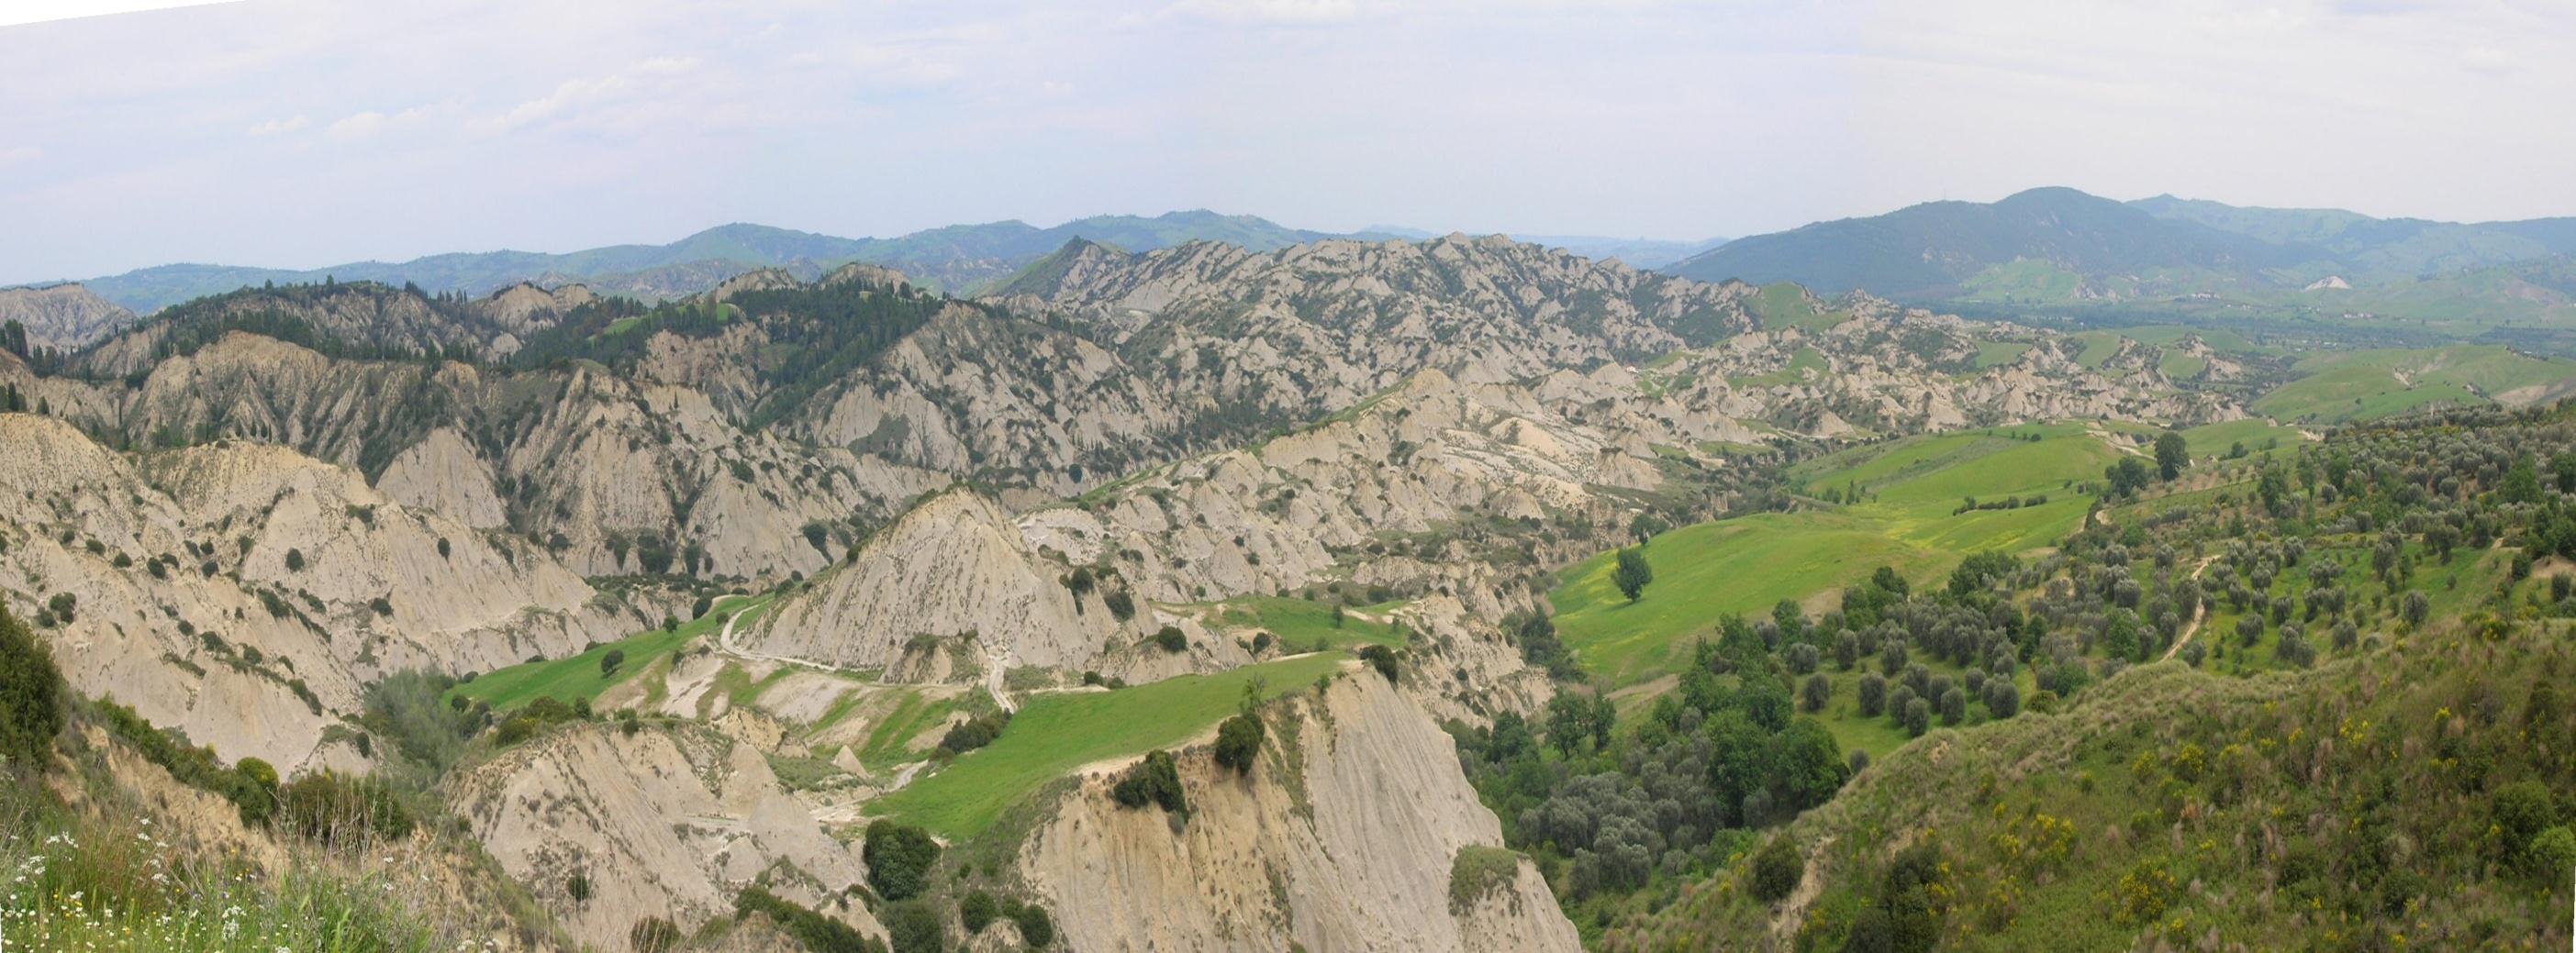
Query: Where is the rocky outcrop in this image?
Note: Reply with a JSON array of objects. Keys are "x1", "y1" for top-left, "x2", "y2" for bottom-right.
[
  {"x1": 1020, "y1": 667, "x2": 1579, "y2": 952},
  {"x1": 449, "y1": 722, "x2": 880, "y2": 952},
  {"x1": 0, "y1": 282, "x2": 136, "y2": 351},
  {"x1": 0, "y1": 413, "x2": 641, "y2": 771},
  {"x1": 746, "y1": 490, "x2": 1137, "y2": 672}
]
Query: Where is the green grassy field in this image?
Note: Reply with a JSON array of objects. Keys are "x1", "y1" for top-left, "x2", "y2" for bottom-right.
[
  {"x1": 2250, "y1": 345, "x2": 2576, "y2": 423},
  {"x1": 874, "y1": 652, "x2": 1350, "y2": 839},
  {"x1": 452, "y1": 596, "x2": 767, "y2": 712},
  {"x1": 1553, "y1": 426, "x2": 2116, "y2": 689},
  {"x1": 1205, "y1": 595, "x2": 1407, "y2": 652},
  {"x1": 1971, "y1": 340, "x2": 2032, "y2": 370},
  {"x1": 1748, "y1": 282, "x2": 1848, "y2": 331},
  {"x1": 2177, "y1": 418, "x2": 2304, "y2": 460}
]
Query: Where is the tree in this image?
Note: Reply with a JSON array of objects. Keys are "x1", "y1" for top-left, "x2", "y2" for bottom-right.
[
  {"x1": 0, "y1": 604, "x2": 66, "y2": 770},
  {"x1": 1154, "y1": 626, "x2": 1188, "y2": 653},
  {"x1": 1213, "y1": 713, "x2": 1265, "y2": 773},
  {"x1": 2154, "y1": 431, "x2": 2189, "y2": 481},
  {"x1": 1801, "y1": 672, "x2": 1832, "y2": 713},
  {"x1": 1612, "y1": 548, "x2": 1654, "y2": 602},
  {"x1": 1545, "y1": 693, "x2": 1592, "y2": 755},
  {"x1": 1749, "y1": 835, "x2": 1804, "y2": 903},
  {"x1": 2105, "y1": 457, "x2": 2152, "y2": 497},
  {"x1": 864, "y1": 820, "x2": 942, "y2": 901},
  {"x1": 599, "y1": 648, "x2": 626, "y2": 676},
  {"x1": 1901, "y1": 697, "x2": 1931, "y2": 737},
  {"x1": 284, "y1": 548, "x2": 306, "y2": 571},
  {"x1": 1857, "y1": 673, "x2": 1888, "y2": 716},
  {"x1": 1937, "y1": 688, "x2": 1966, "y2": 726}
]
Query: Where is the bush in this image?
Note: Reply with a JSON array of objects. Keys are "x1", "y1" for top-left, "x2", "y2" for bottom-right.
[
  {"x1": 1358, "y1": 644, "x2": 1400, "y2": 682},
  {"x1": 939, "y1": 712, "x2": 1009, "y2": 754},
  {"x1": 1153, "y1": 626, "x2": 1188, "y2": 653},
  {"x1": 275, "y1": 770, "x2": 414, "y2": 845},
  {"x1": 1213, "y1": 713, "x2": 1265, "y2": 774},
  {"x1": 2530, "y1": 826, "x2": 2576, "y2": 881},
  {"x1": 0, "y1": 603, "x2": 66, "y2": 770},
  {"x1": 883, "y1": 900, "x2": 944, "y2": 953},
  {"x1": 1111, "y1": 749, "x2": 1188, "y2": 820},
  {"x1": 734, "y1": 887, "x2": 884, "y2": 953},
  {"x1": 864, "y1": 819, "x2": 942, "y2": 901},
  {"x1": 284, "y1": 548, "x2": 305, "y2": 571},
  {"x1": 1103, "y1": 589, "x2": 1136, "y2": 622},
  {"x1": 1011, "y1": 902, "x2": 1054, "y2": 947},
  {"x1": 959, "y1": 890, "x2": 998, "y2": 933},
  {"x1": 1749, "y1": 835, "x2": 1804, "y2": 903},
  {"x1": 367, "y1": 596, "x2": 393, "y2": 616},
  {"x1": 599, "y1": 648, "x2": 626, "y2": 676}
]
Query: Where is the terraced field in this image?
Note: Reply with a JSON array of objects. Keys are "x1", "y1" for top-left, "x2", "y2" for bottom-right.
[{"x1": 452, "y1": 595, "x2": 770, "y2": 712}]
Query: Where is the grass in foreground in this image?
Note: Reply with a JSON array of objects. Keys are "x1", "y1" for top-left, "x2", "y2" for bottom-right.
[{"x1": 875, "y1": 652, "x2": 1347, "y2": 839}]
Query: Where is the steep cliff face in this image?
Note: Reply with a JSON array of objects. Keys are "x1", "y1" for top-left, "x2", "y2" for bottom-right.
[
  {"x1": 0, "y1": 413, "x2": 641, "y2": 771},
  {"x1": 448, "y1": 722, "x2": 881, "y2": 952},
  {"x1": 0, "y1": 282, "x2": 137, "y2": 351},
  {"x1": 746, "y1": 490, "x2": 1138, "y2": 672},
  {"x1": 1020, "y1": 668, "x2": 1579, "y2": 952}
]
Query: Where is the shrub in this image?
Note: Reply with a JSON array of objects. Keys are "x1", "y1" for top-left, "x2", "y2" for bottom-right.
[
  {"x1": 1111, "y1": 749, "x2": 1188, "y2": 820},
  {"x1": 599, "y1": 648, "x2": 626, "y2": 676},
  {"x1": 284, "y1": 548, "x2": 305, "y2": 571},
  {"x1": 939, "y1": 712, "x2": 1009, "y2": 754},
  {"x1": 1153, "y1": 626, "x2": 1188, "y2": 653},
  {"x1": 959, "y1": 890, "x2": 998, "y2": 933},
  {"x1": 864, "y1": 819, "x2": 942, "y2": 901},
  {"x1": 436, "y1": 537, "x2": 452, "y2": 560},
  {"x1": 734, "y1": 887, "x2": 883, "y2": 953},
  {"x1": 883, "y1": 900, "x2": 943, "y2": 953},
  {"x1": 2530, "y1": 826, "x2": 2576, "y2": 881},
  {"x1": 0, "y1": 603, "x2": 66, "y2": 770},
  {"x1": 1213, "y1": 713, "x2": 1265, "y2": 774},
  {"x1": 692, "y1": 595, "x2": 714, "y2": 619},
  {"x1": 275, "y1": 770, "x2": 414, "y2": 845},
  {"x1": 1103, "y1": 589, "x2": 1136, "y2": 622},
  {"x1": 1749, "y1": 835, "x2": 1803, "y2": 903},
  {"x1": 1011, "y1": 902, "x2": 1054, "y2": 947},
  {"x1": 368, "y1": 595, "x2": 393, "y2": 616},
  {"x1": 1358, "y1": 644, "x2": 1400, "y2": 682}
]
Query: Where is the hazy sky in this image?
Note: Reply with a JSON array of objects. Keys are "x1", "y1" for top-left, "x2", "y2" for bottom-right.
[{"x1": 4, "y1": 0, "x2": 2572, "y2": 283}]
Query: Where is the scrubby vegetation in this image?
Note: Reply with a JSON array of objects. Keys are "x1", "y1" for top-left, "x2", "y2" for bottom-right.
[{"x1": 1583, "y1": 402, "x2": 2576, "y2": 949}]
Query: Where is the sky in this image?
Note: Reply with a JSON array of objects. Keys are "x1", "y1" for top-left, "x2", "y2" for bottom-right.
[{"x1": 3, "y1": 0, "x2": 2572, "y2": 283}]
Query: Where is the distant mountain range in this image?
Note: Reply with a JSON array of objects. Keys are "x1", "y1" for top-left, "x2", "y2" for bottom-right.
[
  {"x1": 1664, "y1": 187, "x2": 2576, "y2": 327},
  {"x1": 1365, "y1": 227, "x2": 1728, "y2": 269},
  {"x1": 39, "y1": 212, "x2": 1409, "y2": 315}
]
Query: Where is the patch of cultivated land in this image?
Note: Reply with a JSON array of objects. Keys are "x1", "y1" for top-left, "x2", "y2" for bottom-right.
[
  {"x1": 452, "y1": 595, "x2": 771, "y2": 712},
  {"x1": 1552, "y1": 425, "x2": 2115, "y2": 690},
  {"x1": 873, "y1": 651, "x2": 1348, "y2": 839},
  {"x1": 2250, "y1": 344, "x2": 2576, "y2": 423}
]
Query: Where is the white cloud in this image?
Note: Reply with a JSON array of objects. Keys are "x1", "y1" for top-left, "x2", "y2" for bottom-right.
[
  {"x1": 324, "y1": 106, "x2": 423, "y2": 141},
  {"x1": 1164, "y1": 0, "x2": 1365, "y2": 25},
  {"x1": 245, "y1": 114, "x2": 307, "y2": 137},
  {"x1": 2462, "y1": 45, "x2": 2516, "y2": 75},
  {"x1": 469, "y1": 56, "x2": 701, "y2": 138}
]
